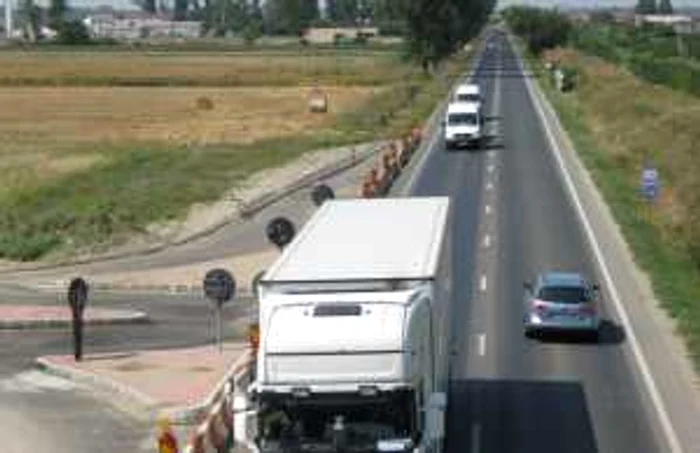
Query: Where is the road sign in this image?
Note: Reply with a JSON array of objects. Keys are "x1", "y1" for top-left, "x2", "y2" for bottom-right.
[
  {"x1": 203, "y1": 268, "x2": 236, "y2": 304},
  {"x1": 67, "y1": 277, "x2": 89, "y2": 362},
  {"x1": 311, "y1": 184, "x2": 335, "y2": 207},
  {"x1": 266, "y1": 217, "x2": 296, "y2": 250},
  {"x1": 640, "y1": 165, "x2": 660, "y2": 202},
  {"x1": 203, "y1": 268, "x2": 236, "y2": 353}
]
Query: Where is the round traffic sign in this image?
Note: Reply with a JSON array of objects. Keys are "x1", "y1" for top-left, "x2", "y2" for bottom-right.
[
  {"x1": 67, "y1": 277, "x2": 89, "y2": 313},
  {"x1": 311, "y1": 184, "x2": 335, "y2": 207},
  {"x1": 203, "y1": 268, "x2": 236, "y2": 304},
  {"x1": 266, "y1": 217, "x2": 296, "y2": 249}
]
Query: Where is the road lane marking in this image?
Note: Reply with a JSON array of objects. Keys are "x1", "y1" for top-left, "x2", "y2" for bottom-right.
[
  {"x1": 479, "y1": 275, "x2": 487, "y2": 292},
  {"x1": 486, "y1": 181, "x2": 494, "y2": 191},
  {"x1": 478, "y1": 334, "x2": 487, "y2": 357},
  {"x1": 483, "y1": 234, "x2": 491, "y2": 248},
  {"x1": 487, "y1": 164, "x2": 495, "y2": 174},
  {"x1": 515, "y1": 36, "x2": 685, "y2": 453},
  {"x1": 470, "y1": 423, "x2": 482, "y2": 453},
  {"x1": 485, "y1": 204, "x2": 492, "y2": 215}
]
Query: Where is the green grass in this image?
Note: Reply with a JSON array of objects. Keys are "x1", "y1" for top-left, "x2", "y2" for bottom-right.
[
  {"x1": 525, "y1": 46, "x2": 700, "y2": 371},
  {"x1": 0, "y1": 50, "x2": 471, "y2": 262}
]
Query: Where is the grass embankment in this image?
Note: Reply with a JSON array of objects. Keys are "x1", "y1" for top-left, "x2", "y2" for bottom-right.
[
  {"x1": 0, "y1": 48, "x2": 469, "y2": 261},
  {"x1": 528, "y1": 48, "x2": 700, "y2": 371}
]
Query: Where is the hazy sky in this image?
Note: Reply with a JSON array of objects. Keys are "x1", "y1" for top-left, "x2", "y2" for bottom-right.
[{"x1": 29, "y1": 0, "x2": 700, "y2": 9}]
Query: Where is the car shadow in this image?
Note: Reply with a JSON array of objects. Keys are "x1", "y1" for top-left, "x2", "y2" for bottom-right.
[
  {"x1": 447, "y1": 378, "x2": 599, "y2": 453},
  {"x1": 533, "y1": 319, "x2": 626, "y2": 346}
]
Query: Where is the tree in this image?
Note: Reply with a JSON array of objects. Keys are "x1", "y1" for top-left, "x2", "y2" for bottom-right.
[
  {"x1": 264, "y1": 0, "x2": 318, "y2": 35},
  {"x1": 19, "y1": 0, "x2": 41, "y2": 42},
  {"x1": 635, "y1": 0, "x2": 657, "y2": 15},
  {"x1": 56, "y1": 19, "x2": 92, "y2": 44},
  {"x1": 658, "y1": 0, "x2": 673, "y2": 14},
  {"x1": 405, "y1": 0, "x2": 459, "y2": 72},
  {"x1": 174, "y1": 0, "x2": 189, "y2": 20},
  {"x1": 131, "y1": 0, "x2": 158, "y2": 13},
  {"x1": 48, "y1": 0, "x2": 68, "y2": 30}
]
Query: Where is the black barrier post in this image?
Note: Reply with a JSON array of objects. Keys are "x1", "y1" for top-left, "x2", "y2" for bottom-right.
[
  {"x1": 311, "y1": 184, "x2": 335, "y2": 207},
  {"x1": 203, "y1": 268, "x2": 236, "y2": 353},
  {"x1": 67, "y1": 277, "x2": 89, "y2": 362},
  {"x1": 265, "y1": 217, "x2": 296, "y2": 251}
]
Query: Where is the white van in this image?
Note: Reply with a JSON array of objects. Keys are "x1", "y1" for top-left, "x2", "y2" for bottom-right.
[
  {"x1": 453, "y1": 83, "x2": 482, "y2": 110},
  {"x1": 443, "y1": 102, "x2": 483, "y2": 150}
]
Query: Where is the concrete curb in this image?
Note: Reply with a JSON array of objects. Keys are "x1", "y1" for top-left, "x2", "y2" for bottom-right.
[
  {"x1": 36, "y1": 356, "x2": 160, "y2": 422},
  {"x1": 0, "y1": 142, "x2": 385, "y2": 275},
  {"x1": 35, "y1": 348, "x2": 253, "y2": 425},
  {"x1": 0, "y1": 310, "x2": 150, "y2": 330}
]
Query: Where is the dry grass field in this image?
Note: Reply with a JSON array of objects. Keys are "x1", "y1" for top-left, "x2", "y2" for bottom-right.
[{"x1": 0, "y1": 48, "x2": 468, "y2": 261}]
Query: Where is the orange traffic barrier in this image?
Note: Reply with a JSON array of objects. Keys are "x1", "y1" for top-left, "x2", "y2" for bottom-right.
[
  {"x1": 361, "y1": 181, "x2": 375, "y2": 198},
  {"x1": 158, "y1": 418, "x2": 180, "y2": 453}
]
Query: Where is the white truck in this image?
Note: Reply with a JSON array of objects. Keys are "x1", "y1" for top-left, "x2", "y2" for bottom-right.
[{"x1": 249, "y1": 197, "x2": 453, "y2": 453}]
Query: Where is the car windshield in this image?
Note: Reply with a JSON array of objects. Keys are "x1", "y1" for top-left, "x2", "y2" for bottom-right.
[
  {"x1": 448, "y1": 113, "x2": 478, "y2": 126},
  {"x1": 457, "y1": 94, "x2": 480, "y2": 103},
  {"x1": 538, "y1": 286, "x2": 590, "y2": 304}
]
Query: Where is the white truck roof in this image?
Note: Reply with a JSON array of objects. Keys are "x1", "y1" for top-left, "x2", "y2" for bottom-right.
[
  {"x1": 261, "y1": 197, "x2": 450, "y2": 283},
  {"x1": 455, "y1": 83, "x2": 480, "y2": 95},
  {"x1": 447, "y1": 102, "x2": 480, "y2": 114}
]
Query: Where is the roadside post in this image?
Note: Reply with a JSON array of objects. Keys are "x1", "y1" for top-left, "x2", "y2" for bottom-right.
[
  {"x1": 639, "y1": 162, "x2": 660, "y2": 222},
  {"x1": 203, "y1": 268, "x2": 236, "y2": 353},
  {"x1": 67, "y1": 277, "x2": 89, "y2": 362},
  {"x1": 265, "y1": 217, "x2": 296, "y2": 251},
  {"x1": 311, "y1": 184, "x2": 335, "y2": 207},
  {"x1": 157, "y1": 417, "x2": 180, "y2": 453}
]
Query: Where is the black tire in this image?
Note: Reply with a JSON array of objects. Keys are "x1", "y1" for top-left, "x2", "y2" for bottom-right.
[
  {"x1": 588, "y1": 329, "x2": 600, "y2": 343},
  {"x1": 525, "y1": 328, "x2": 537, "y2": 339}
]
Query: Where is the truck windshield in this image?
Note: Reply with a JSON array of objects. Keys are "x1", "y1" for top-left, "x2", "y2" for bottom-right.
[
  {"x1": 456, "y1": 94, "x2": 480, "y2": 103},
  {"x1": 448, "y1": 113, "x2": 478, "y2": 126},
  {"x1": 257, "y1": 390, "x2": 417, "y2": 453}
]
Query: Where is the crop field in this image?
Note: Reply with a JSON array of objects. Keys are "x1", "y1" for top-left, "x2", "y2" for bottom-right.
[{"x1": 0, "y1": 49, "x2": 467, "y2": 261}]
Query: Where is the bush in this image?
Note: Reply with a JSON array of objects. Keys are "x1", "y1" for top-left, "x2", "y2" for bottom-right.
[
  {"x1": 55, "y1": 20, "x2": 92, "y2": 46},
  {"x1": 503, "y1": 6, "x2": 572, "y2": 55}
]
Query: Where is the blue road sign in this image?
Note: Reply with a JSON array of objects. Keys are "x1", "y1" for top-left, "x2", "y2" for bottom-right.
[{"x1": 640, "y1": 166, "x2": 660, "y2": 202}]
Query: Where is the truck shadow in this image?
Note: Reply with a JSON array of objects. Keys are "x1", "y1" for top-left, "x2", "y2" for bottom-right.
[{"x1": 446, "y1": 379, "x2": 599, "y2": 453}]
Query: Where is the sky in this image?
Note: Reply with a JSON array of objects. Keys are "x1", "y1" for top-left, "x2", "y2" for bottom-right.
[{"x1": 29, "y1": 0, "x2": 700, "y2": 9}]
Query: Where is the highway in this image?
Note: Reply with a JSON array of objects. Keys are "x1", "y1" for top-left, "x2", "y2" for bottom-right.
[
  {"x1": 0, "y1": 28, "x2": 697, "y2": 453},
  {"x1": 404, "y1": 32, "x2": 669, "y2": 453}
]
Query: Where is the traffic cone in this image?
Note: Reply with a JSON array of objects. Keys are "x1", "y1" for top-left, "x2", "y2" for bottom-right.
[{"x1": 157, "y1": 417, "x2": 180, "y2": 453}]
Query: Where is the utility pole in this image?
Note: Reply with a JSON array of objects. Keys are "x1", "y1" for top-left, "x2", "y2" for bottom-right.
[{"x1": 5, "y1": 0, "x2": 13, "y2": 40}]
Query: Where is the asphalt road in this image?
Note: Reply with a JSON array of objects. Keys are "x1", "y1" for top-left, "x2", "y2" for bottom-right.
[
  {"x1": 0, "y1": 290, "x2": 253, "y2": 453},
  {"x1": 406, "y1": 32, "x2": 668, "y2": 453}
]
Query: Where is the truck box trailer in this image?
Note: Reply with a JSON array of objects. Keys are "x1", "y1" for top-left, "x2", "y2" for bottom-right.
[{"x1": 249, "y1": 197, "x2": 453, "y2": 453}]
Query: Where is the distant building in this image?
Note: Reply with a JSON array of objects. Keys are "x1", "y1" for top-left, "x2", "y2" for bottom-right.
[
  {"x1": 83, "y1": 12, "x2": 202, "y2": 40},
  {"x1": 303, "y1": 26, "x2": 379, "y2": 44},
  {"x1": 635, "y1": 14, "x2": 694, "y2": 34}
]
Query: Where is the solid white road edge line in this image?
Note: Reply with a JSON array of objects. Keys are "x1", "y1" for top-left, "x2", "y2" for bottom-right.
[
  {"x1": 470, "y1": 423, "x2": 482, "y2": 453},
  {"x1": 515, "y1": 36, "x2": 684, "y2": 453},
  {"x1": 479, "y1": 274, "x2": 487, "y2": 293},
  {"x1": 478, "y1": 333, "x2": 487, "y2": 357}
]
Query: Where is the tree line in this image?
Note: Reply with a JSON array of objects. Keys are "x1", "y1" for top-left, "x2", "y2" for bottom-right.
[{"x1": 17, "y1": 0, "x2": 495, "y2": 70}]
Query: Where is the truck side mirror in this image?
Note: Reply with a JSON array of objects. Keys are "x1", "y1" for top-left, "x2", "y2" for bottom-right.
[{"x1": 592, "y1": 284, "x2": 601, "y2": 292}]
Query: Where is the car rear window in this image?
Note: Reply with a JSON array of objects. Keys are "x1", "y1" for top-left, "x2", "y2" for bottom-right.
[{"x1": 538, "y1": 286, "x2": 589, "y2": 304}]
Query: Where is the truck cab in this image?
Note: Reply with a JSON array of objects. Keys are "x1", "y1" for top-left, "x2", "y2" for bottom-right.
[
  {"x1": 452, "y1": 83, "x2": 482, "y2": 112},
  {"x1": 248, "y1": 198, "x2": 452, "y2": 453},
  {"x1": 443, "y1": 102, "x2": 483, "y2": 150}
]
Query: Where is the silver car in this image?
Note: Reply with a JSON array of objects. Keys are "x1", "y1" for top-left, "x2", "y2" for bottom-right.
[{"x1": 523, "y1": 272, "x2": 601, "y2": 341}]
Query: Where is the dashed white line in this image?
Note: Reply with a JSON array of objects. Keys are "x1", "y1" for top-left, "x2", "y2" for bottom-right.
[
  {"x1": 479, "y1": 274, "x2": 487, "y2": 292},
  {"x1": 483, "y1": 235, "x2": 491, "y2": 248},
  {"x1": 485, "y1": 204, "x2": 492, "y2": 215},
  {"x1": 477, "y1": 334, "x2": 487, "y2": 357},
  {"x1": 486, "y1": 181, "x2": 494, "y2": 191},
  {"x1": 471, "y1": 423, "x2": 482, "y2": 453},
  {"x1": 487, "y1": 164, "x2": 495, "y2": 174}
]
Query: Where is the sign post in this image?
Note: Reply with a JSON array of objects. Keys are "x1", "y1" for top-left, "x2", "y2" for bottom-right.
[
  {"x1": 203, "y1": 268, "x2": 236, "y2": 353},
  {"x1": 67, "y1": 277, "x2": 89, "y2": 362},
  {"x1": 639, "y1": 163, "x2": 660, "y2": 222}
]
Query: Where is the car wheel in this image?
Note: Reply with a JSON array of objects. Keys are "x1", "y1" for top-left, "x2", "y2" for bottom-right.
[
  {"x1": 588, "y1": 330, "x2": 600, "y2": 343},
  {"x1": 525, "y1": 328, "x2": 537, "y2": 339}
]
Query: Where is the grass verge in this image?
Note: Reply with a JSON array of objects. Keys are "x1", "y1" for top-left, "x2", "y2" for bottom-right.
[
  {"x1": 0, "y1": 50, "x2": 472, "y2": 261},
  {"x1": 524, "y1": 47, "x2": 700, "y2": 371}
]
